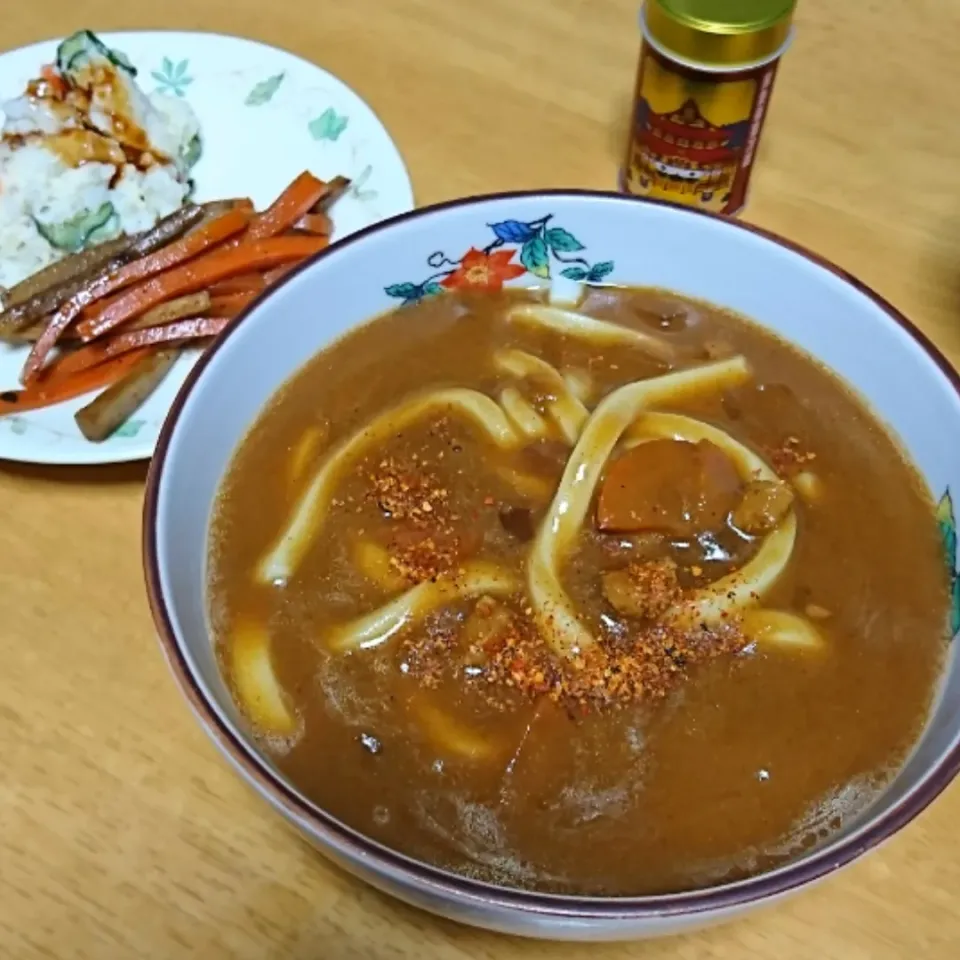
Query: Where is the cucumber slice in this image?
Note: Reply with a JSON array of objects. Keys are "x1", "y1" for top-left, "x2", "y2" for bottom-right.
[
  {"x1": 180, "y1": 133, "x2": 202, "y2": 170},
  {"x1": 86, "y1": 210, "x2": 122, "y2": 246},
  {"x1": 55, "y1": 30, "x2": 95, "y2": 76},
  {"x1": 34, "y1": 203, "x2": 116, "y2": 253},
  {"x1": 106, "y1": 48, "x2": 137, "y2": 76},
  {"x1": 55, "y1": 30, "x2": 137, "y2": 81}
]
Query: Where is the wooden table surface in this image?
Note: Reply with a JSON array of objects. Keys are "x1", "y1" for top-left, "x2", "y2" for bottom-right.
[{"x1": 3, "y1": 1, "x2": 960, "y2": 957}]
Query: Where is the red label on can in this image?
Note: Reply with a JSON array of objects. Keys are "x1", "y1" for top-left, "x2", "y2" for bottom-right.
[{"x1": 622, "y1": 43, "x2": 780, "y2": 216}]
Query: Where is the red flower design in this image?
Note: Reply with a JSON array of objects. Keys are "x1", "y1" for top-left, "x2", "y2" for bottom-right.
[{"x1": 441, "y1": 247, "x2": 528, "y2": 291}]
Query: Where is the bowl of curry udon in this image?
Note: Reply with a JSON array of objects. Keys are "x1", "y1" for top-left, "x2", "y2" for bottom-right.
[{"x1": 144, "y1": 191, "x2": 960, "y2": 940}]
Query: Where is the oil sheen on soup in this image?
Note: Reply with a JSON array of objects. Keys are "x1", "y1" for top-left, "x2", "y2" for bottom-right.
[{"x1": 208, "y1": 287, "x2": 948, "y2": 896}]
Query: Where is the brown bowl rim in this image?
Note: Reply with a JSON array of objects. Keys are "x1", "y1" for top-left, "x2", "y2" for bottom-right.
[{"x1": 143, "y1": 189, "x2": 960, "y2": 920}]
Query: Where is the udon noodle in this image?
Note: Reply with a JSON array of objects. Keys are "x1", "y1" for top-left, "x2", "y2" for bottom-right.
[{"x1": 210, "y1": 285, "x2": 947, "y2": 897}]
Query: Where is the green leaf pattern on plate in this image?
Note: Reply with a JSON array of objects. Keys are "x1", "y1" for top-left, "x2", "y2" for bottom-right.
[
  {"x1": 350, "y1": 164, "x2": 377, "y2": 202},
  {"x1": 111, "y1": 419, "x2": 146, "y2": 439},
  {"x1": 151, "y1": 57, "x2": 193, "y2": 97},
  {"x1": 245, "y1": 72, "x2": 285, "y2": 106},
  {"x1": 309, "y1": 107, "x2": 349, "y2": 142}
]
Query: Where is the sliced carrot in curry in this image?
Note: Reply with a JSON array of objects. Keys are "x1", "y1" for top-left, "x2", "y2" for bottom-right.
[{"x1": 596, "y1": 438, "x2": 741, "y2": 536}]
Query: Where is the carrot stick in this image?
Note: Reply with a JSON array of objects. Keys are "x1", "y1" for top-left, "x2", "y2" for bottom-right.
[
  {"x1": 105, "y1": 317, "x2": 229, "y2": 354},
  {"x1": 263, "y1": 262, "x2": 302, "y2": 286},
  {"x1": 0, "y1": 350, "x2": 151, "y2": 415},
  {"x1": 96, "y1": 208, "x2": 250, "y2": 296},
  {"x1": 41, "y1": 342, "x2": 121, "y2": 381},
  {"x1": 312, "y1": 175, "x2": 351, "y2": 212},
  {"x1": 292, "y1": 211, "x2": 332, "y2": 235},
  {"x1": 21, "y1": 208, "x2": 250, "y2": 384},
  {"x1": 22, "y1": 274, "x2": 123, "y2": 386},
  {"x1": 208, "y1": 273, "x2": 266, "y2": 296},
  {"x1": 51, "y1": 318, "x2": 230, "y2": 379},
  {"x1": 72, "y1": 209, "x2": 249, "y2": 338},
  {"x1": 247, "y1": 172, "x2": 329, "y2": 240},
  {"x1": 79, "y1": 236, "x2": 327, "y2": 342}
]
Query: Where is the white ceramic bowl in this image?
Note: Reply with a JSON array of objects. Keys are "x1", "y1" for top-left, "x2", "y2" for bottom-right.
[{"x1": 143, "y1": 191, "x2": 960, "y2": 941}]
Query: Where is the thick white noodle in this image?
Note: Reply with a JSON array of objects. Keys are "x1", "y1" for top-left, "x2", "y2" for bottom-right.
[
  {"x1": 257, "y1": 389, "x2": 521, "y2": 585},
  {"x1": 230, "y1": 620, "x2": 297, "y2": 735},
  {"x1": 287, "y1": 422, "x2": 328, "y2": 490},
  {"x1": 499, "y1": 386, "x2": 549, "y2": 440},
  {"x1": 326, "y1": 562, "x2": 519, "y2": 652},
  {"x1": 562, "y1": 367, "x2": 594, "y2": 404},
  {"x1": 494, "y1": 349, "x2": 588, "y2": 445},
  {"x1": 527, "y1": 357, "x2": 753, "y2": 657},
  {"x1": 506, "y1": 303, "x2": 676, "y2": 362},
  {"x1": 414, "y1": 699, "x2": 498, "y2": 759},
  {"x1": 741, "y1": 609, "x2": 824, "y2": 651}
]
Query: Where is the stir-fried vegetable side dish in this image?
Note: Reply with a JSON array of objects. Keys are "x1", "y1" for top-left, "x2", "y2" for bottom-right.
[
  {"x1": 209, "y1": 287, "x2": 948, "y2": 896},
  {"x1": 0, "y1": 172, "x2": 349, "y2": 440}
]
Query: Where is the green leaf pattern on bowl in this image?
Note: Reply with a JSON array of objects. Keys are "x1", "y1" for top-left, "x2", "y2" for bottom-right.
[
  {"x1": 382, "y1": 215, "x2": 615, "y2": 305},
  {"x1": 937, "y1": 489, "x2": 960, "y2": 637}
]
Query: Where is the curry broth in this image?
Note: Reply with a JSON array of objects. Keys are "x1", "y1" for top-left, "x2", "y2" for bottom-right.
[{"x1": 208, "y1": 287, "x2": 947, "y2": 896}]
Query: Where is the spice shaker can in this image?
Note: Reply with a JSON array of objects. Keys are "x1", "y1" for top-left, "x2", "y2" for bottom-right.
[{"x1": 621, "y1": 0, "x2": 796, "y2": 216}]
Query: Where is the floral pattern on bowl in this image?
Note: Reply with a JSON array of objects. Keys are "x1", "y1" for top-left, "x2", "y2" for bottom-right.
[
  {"x1": 937, "y1": 490, "x2": 960, "y2": 636},
  {"x1": 385, "y1": 216, "x2": 615, "y2": 304}
]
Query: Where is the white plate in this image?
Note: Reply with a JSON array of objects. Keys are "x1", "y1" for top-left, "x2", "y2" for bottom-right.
[{"x1": 0, "y1": 31, "x2": 414, "y2": 465}]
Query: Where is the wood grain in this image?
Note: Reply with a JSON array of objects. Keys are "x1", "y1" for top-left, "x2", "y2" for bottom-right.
[{"x1": 2, "y1": 1, "x2": 960, "y2": 956}]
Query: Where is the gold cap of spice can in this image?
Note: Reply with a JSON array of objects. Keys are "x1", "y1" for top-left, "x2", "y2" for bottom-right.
[
  {"x1": 621, "y1": 0, "x2": 797, "y2": 214},
  {"x1": 646, "y1": 0, "x2": 795, "y2": 68}
]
